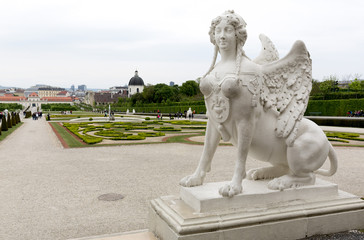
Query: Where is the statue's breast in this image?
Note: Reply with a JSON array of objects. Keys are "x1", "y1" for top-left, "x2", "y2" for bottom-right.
[
  {"x1": 199, "y1": 76, "x2": 214, "y2": 97},
  {"x1": 200, "y1": 73, "x2": 238, "y2": 98},
  {"x1": 202, "y1": 72, "x2": 262, "y2": 123},
  {"x1": 202, "y1": 73, "x2": 237, "y2": 123}
]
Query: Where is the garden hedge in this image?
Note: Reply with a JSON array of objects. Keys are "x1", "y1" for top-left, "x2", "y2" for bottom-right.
[
  {"x1": 63, "y1": 123, "x2": 103, "y2": 144},
  {"x1": 305, "y1": 99, "x2": 364, "y2": 116}
]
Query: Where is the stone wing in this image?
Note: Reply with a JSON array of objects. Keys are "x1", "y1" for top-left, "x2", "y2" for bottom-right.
[
  {"x1": 253, "y1": 34, "x2": 279, "y2": 65},
  {"x1": 260, "y1": 40, "x2": 312, "y2": 145}
]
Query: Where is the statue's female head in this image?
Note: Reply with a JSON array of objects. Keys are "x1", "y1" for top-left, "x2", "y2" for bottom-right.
[
  {"x1": 209, "y1": 10, "x2": 247, "y2": 49},
  {"x1": 204, "y1": 10, "x2": 248, "y2": 77}
]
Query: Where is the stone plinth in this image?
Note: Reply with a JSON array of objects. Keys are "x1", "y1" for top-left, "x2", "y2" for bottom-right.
[
  {"x1": 180, "y1": 179, "x2": 339, "y2": 213},
  {"x1": 149, "y1": 179, "x2": 364, "y2": 240}
]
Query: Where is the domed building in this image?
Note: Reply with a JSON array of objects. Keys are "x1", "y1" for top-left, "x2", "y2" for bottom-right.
[{"x1": 128, "y1": 70, "x2": 145, "y2": 97}]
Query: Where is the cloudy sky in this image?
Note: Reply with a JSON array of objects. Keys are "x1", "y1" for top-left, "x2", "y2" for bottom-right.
[{"x1": 0, "y1": 0, "x2": 363, "y2": 89}]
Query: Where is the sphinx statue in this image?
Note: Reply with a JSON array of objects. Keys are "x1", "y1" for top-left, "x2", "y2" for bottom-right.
[{"x1": 180, "y1": 10, "x2": 338, "y2": 197}]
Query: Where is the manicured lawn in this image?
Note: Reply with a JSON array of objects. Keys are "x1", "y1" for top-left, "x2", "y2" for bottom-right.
[
  {"x1": 50, "y1": 122, "x2": 84, "y2": 148},
  {"x1": 0, "y1": 122, "x2": 23, "y2": 142},
  {"x1": 164, "y1": 133, "x2": 204, "y2": 145}
]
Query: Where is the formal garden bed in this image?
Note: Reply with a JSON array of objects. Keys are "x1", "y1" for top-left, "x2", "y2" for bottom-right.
[
  {"x1": 49, "y1": 119, "x2": 207, "y2": 148},
  {"x1": 324, "y1": 131, "x2": 364, "y2": 147},
  {"x1": 47, "y1": 113, "x2": 364, "y2": 148}
]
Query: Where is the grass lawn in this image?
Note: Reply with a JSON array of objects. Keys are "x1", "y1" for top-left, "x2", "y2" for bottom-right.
[
  {"x1": 50, "y1": 122, "x2": 84, "y2": 148},
  {"x1": 0, "y1": 122, "x2": 23, "y2": 142},
  {"x1": 164, "y1": 133, "x2": 204, "y2": 145}
]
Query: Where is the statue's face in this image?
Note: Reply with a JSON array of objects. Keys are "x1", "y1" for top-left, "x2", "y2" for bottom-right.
[{"x1": 214, "y1": 19, "x2": 236, "y2": 52}]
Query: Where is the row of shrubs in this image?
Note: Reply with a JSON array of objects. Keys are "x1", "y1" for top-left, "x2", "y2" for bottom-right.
[
  {"x1": 325, "y1": 132, "x2": 364, "y2": 143},
  {"x1": 0, "y1": 112, "x2": 21, "y2": 135},
  {"x1": 63, "y1": 123, "x2": 103, "y2": 144},
  {"x1": 305, "y1": 99, "x2": 364, "y2": 116},
  {"x1": 309, "y1": 118, "x2": 364, "y2": 128},
  {"x1": 310, "y1": 92, "x2": 364, "y2": 100},
  {"x1": 42, "y1": 103, "x2": 79, "y2": 111},
  {"x1": 109, "y1": 98, "x2": 364, "y2": 116},
  {"x1": 0, "y1": 103, "x2": 23, "y2": 111},
  {"x1": 63, "y1": 122, "x2": 168, "y2": 143},
  {"x1": 325, "y1": 132, "x2": 364, "y2": 141}
]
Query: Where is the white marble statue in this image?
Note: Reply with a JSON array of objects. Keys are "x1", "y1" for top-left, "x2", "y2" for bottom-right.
[
  {"x1": 180, "y1": 10, "x2": 338, "y2": 197},
  {"x1": 187, "y1": 108, "x2": 193, "y2": 118}
]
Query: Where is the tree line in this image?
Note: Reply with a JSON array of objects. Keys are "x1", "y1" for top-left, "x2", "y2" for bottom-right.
[
  {"x1": 311, "y1": 75, "x2": 364, "y2": 100},
  {"x1": 109, "y1": 75, "x2": 364, "y2": 109},
  {"x1": 114, "y1": 80, "x2": 202, "y2": 107}
]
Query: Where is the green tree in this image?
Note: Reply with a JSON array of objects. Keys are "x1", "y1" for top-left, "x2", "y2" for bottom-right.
[
  {"x1": 310, "y1": 79, "x2": 321, "y2": 96},
  {"x1": 130, "y1": 93, "x2": 144, "y2": 105},
  {"x1": 349, "y1": 78, "x2": 362, "y2": 91},
  {"x1": 153, "y1": 84, "x2": 173, "y2": 103},
  {"x1": 170, "y1": 85, "x2": 181, "y2": 102},
  {"x1": 142, "y1": 85, "x2": 155, "y2": 103},
  {"x1": 321, "y1": 75, "x2": 339, "y2": 92},
  {"x1": 180, "y1": 80, "x2": 200, "y2": 97},
  {"x1": 319, "y1": 80, "x2": 333, "y2": 94}
]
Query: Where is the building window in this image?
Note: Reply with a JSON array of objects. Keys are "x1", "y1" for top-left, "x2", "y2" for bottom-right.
[{"x1": 137, "y1": 88, "x2": 139, "y2": 93}]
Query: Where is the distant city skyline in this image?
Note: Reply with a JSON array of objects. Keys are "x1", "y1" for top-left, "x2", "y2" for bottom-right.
[{"x1": 1, "y1": 0, "x2": 363, "y2": 89}]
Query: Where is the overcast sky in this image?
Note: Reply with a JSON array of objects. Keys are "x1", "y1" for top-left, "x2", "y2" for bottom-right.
[{"x1": 0, "y1": 0, "x2": 363, "y2": 89}]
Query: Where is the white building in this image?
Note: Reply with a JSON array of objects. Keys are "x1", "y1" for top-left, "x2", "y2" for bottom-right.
[{"x1": 128, "y1": 70, "x2": 145, "y2": 97}]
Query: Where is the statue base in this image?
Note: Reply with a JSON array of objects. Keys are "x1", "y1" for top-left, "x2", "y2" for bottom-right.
[{"x1": 149, "y1": 179, "x2": 364, "y2": 240}]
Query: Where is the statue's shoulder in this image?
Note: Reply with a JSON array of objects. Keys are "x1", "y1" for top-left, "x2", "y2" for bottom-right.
[{"x1": 240, "y1": 57, "x2": 262, "y2": 74}]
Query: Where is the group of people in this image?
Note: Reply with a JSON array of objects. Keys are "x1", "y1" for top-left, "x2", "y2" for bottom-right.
[
  {"x1": 60, "y1": 111, "x2": 72, "y2": 114},
  {"x1": 32, "y1": 112, "x2": 42, "y2": 120},
  {"x1": 155, "y1": 110, "x2": 196, "y2": 120},
  {"x1": 347, "y1": 110, "x2": 364, "y2": 117}
]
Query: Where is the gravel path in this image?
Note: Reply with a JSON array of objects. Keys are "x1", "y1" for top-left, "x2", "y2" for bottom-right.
[{"x1": 0, "y1": 118, "x2": 363, "y2": 240}]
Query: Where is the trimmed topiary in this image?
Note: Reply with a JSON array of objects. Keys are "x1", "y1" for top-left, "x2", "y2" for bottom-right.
[
  {"x1": 7, "y1": 114, "x2": 12, "y2": 128},
  {"x1": 25, "y1": 111, "x2": 31, "y2": 118},
  {"x1": 138, "y1": 132, "x2": 165, "y2": 137},
  {"x1": 154, "y1": 126, "x2": 181, "y2": 131},
  {"x1": 126, "y1": 135, "x2": 146, "y2": 140},
  {"x1": 15, "y1": 113, "x2": 19, "y2": 124},
  {"x1": 12, "y1": 113, "x2": 16, "y2": 126},
  {"x1": 1, "y1": 115, "x2": 8, "y2": 131},
  {"x1": 63, "y1": 123, "x2": 103, "y2": 144}
]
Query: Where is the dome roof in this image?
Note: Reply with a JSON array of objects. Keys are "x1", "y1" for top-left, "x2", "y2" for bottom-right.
[{"x1": 128, "y1": 70, "x2": 144, "y2": 86}]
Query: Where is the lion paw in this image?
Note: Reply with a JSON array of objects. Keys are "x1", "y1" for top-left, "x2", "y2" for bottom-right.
[
  {"x1": 219, "y1": 182, "x2": 242, "y2": 197},
  {"x1": 247, "y1": 168, "x2": 265, "y2": 180},
  {"x1": 268, "y1": 174, "x2": 315, "y2": 191},
  {"x1": 247, "y1": 167, "x2": 287, "y2": 180},
  {"x1": 179, "y1": 174, "x2": 204, "y2": 187}
]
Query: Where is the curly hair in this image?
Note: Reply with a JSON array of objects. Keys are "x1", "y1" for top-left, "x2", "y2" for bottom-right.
[{"x1": 204, "y1": 10, "x2": 248, "y2": 77}]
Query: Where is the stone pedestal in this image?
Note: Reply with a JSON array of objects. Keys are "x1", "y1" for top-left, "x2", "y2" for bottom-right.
[{"x1": 149, "y1": 179, "x2": 364, "y2": 240}]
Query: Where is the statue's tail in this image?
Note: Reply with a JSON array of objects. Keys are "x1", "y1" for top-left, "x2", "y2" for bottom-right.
[{"x1": 315, "y1": 143, "x2": 338, "y2": 176}]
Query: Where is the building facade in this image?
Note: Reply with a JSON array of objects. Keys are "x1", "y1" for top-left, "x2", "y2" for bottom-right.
[{"x1": 128, "y1": 70, "x2": 145, "y2": 97}]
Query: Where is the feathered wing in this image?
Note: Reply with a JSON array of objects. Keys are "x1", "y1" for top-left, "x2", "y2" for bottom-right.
[
  {"x1": 260, "y1": 40, "x2": 312, "y2": 146},
  {"x1": 253, "y1": 34, "x2": 279, "y2": 65}
]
